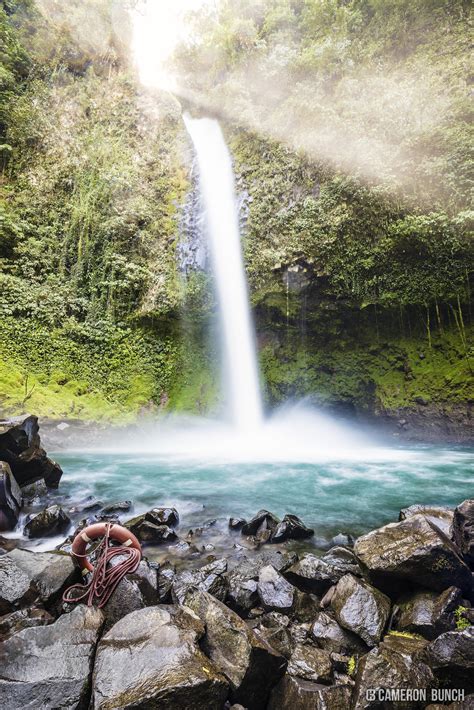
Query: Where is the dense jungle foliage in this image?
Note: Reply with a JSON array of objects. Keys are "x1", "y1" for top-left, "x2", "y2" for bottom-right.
[{"x1": 0, "y1": 0, "x2": 472, "y2": 432}]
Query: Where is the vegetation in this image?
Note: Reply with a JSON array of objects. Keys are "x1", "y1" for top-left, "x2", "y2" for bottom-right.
[{"x1": 454, "y1": 605, "x2": 471, "y2": 631}]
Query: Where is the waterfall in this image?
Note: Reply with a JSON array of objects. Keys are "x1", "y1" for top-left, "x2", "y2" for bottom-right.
[{"x1": 184, "y1": 115, "x2": 263, "y2": 431}]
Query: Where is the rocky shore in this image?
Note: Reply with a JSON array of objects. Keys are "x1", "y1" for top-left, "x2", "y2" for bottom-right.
[{"x1": 0, "y1": 416, "x2": 473, "y2": 709}]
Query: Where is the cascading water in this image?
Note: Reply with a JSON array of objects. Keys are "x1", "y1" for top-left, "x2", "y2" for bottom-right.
[{"x1": 184, "y1": 115, "x2": 263, "y2": 431}]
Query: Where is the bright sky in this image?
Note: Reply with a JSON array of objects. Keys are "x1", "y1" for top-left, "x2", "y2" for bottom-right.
[{"x1": 131, "y1": 0, "x2": 212, "y2": 90}]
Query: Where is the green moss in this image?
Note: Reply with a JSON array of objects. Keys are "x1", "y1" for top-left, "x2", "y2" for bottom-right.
[
  {"x1": 347, "y1": 656, "x2": 356, "y2": 676},
  {"x1": 387, "y1": 630, "x2": 424, "y2": 640},
  {"x1": 454, "y1": 606, "x2": 471, "y2": 631}
]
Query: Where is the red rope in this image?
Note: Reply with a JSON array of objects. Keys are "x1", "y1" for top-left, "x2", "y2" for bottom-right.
[{"x1": 63, "y1": 523, "x2": 141, "y2": 608}]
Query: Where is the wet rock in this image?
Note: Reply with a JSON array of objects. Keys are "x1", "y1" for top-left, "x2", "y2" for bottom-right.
[
  {"x1": 258, "y1": 564, "x2": 295, "y2": 613},
  {"x1": 241, "y1": 509, "x2": 280, "y2": 536},
  {"x1": 24, "y1": 504, "x2": 71, "y2": 538},
  {"x1": 293, "y1": 590, "x2": 321, "y2": 623},
  {"x1": 134, "y1": 520, "x2": 178, "y2": 544},
  {"x1": 311, "y1": 611, "x2": 368, "y2": 654},
  {"x1": 0, "y1": 461, "x2": 21, "y2": 531},
  {"x1": 102, "y1": 576, "x2": 146, "y2": 632},
  {"x1": 250, "y1": 612, "x2": 293, "y2": 659},
  {"x1": 172, "y1": 557, "x2": 228, "y2": 604},
  {"x1": 330, "y1": 533, "x2": 355, "y2": 548},
  {"x1": 288, "y1": 621, "x2": 311, "y2": 647},
  {"x1": 395, "y1": 586, "x2": 463, "y2": 640},
  {"x1": 399, "y1": 504, "x2": 454, "y2": 535},
  {"x1": 21, "y1": 479, "x2": 48, "y2": 503},
  {"x1": 268, "y1": 675, "x2": 352, "y2": 710},
  {"x1": 285, "y1": 553, "x2": 345, "y2": 594},
  {"x1": 67, "y1": 496, "x2": 103, "y2": 514},
  {"x1": 94, "y1": 604, "x2": 227, "y2": 708},
  {"x1": 0, "y1": 415, "x2": 63, "y2": 489},
  {"x1": 185, "y1": 589, "x2": 287, "y2": 709},
  {"x1": 453, "y1": 500, "x2": 474, "y2": 567},
  {"x1": 287, "y1": 644, "x2": 332, "y2": 683},
  {"x1": 354, "y1": 514, "x2": 472, "y2": 594},
  {"x1": 271, "y1": 514, "x2": 314, "y2": 543},
  {"x1": 128, "y1": 559, "x2": 158, "y2": 604},
  {"x1": 0, "y1": 604, "x2": 103, "y2": 710},
  {"x1": 424, "y1": 627, "x2": 474, "y2": 692},
  {"x1": 0, "y1": 605, "x2": 53, "y2": 641},
  {"x1": 321, "y1": 546, "x2": 361, "y2": 576},
  {"x1": 230, "y1": 517, "x2": 247, "y2": 530},
  {"x1": 352, "y1": 634, "x2": 433, "y2": 709},
  {"x1": 5, "y1": 548, "x2": 76, "y2": 609},
  {"x1": 331, "y1": 573, "x2": 391, "y2": 647},
  {"x1": 157, "y1": 561, "x2": 175, "y2": 602},
  {"x1": 100, "y1": 500, "x2": 132, "y2": 515},
  {"x1": 228, "y1": 577, "x2": 259, "y2": 617}
]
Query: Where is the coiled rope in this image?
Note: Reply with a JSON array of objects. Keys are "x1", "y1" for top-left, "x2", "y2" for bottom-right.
[{"x1": 63, "y1": 523, "x2": 141, "y2": 608}]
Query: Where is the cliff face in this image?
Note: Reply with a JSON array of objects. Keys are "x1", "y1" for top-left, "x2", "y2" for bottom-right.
[{"x1": 0, "y1": 1, "x2": 472, "y2": 440}]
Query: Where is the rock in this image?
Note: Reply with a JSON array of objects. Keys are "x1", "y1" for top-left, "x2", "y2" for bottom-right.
[
  {"x1": 352, "y1": 634, "x2": 434, "y2": 709},
  {"x1": 321, "y1": 546, "x2": 361, "y2": 576},
  {"x1": 424, "y1": 627, "x2": 474, "y2": 692},
  {"x1": 268, "y1": 674, "x2": 352, "y2": 709},
  {"x1": 125, "y1": 506, "x2": 179, "y2": 535},
  {"x1": 395, "y1": 585, "x2": 463, "y2": 639},
  {"x1": 331, "y1": 573, "x2": 391, "y2": 647},
  {"x1": 100, "y1": 500, "x2": 132, "y2": 514},
  {"x1": 285, "y1": 553, "x2": 345, "y2": 594},
  {"x1": 399, "y1": 504, "x2": 454, "y2": 535},
  {"x1": 172, "y1": 557, "x2": 228, "y2": 604},
  {"x1": 102, "y1": 576, "x2": 145, "y2": 632},
  {"x1": 0, "y1": 605, "x2": 53, "y2": 641},
  {"x1": 0, "y1": 604, "x2": 104, "y2": 709},
  {"x1": 185, "y1": 589, "x2": 287, "y2": 709},
  {"x1": 228, "y1": 577, "x2": 259, "y2": 617},
  {"x1": 0, "y1": 461, "x2": 21, "y2": 531},
  {"x1": 92, "y1": 605, "x2": 228, "y2": 709},
  {"x1": 271, "y1": 514, "x2": 314, "y2": 543},
  {"x1": 241, "y1": 509, "x2": 280, "y2": 536},
  {"x1": 311, "y1": 611, "x2": 368, "y2": 654},
  {"x1": 5, "y1": 548, "x2": 76, "y2": 608},
  {"x1": 354, "y1": 514, "x2": 472, "y2": 594},
  {"x1": 250, "y1": 612, "x2": 293, "y2": 659},
  {"x1": 258, "y1": 565, "x2": 295, "y2": 613},
  {"x1": 24, "y1": 504, "x2": 71, "y2": 538},
  {"x1": 0, "y1": 554, "x2": 37, "y2": 614},
  {"x1": 230, "y1": 517, "x2": 247, "y2": 530},
  {"x1": 134, "y1": 520, "x2": 178, "y2": 544},
  {"x1": 287, "y1": 644, "x2": 332, "y2": 683},
  {"x1": 127, "y1": 559, "x2": 159, "y2": 604},
  {"x1": 21, "y1": 479, "x2": 48, "y2": 502},
  {"x1": 330, "y1": 533, "x2": 355, "y2": 548},
  {"x1": 292, "y1": 590, "x2": 321, "y2": 623},
  {"x1": 157, "y1": 562, "x2": 175, "y2": 602},
  {"x1": 68, "y1": 496, "x2": 103, "y2": 514},
  {"x1": 453, "y1": 500, "x2": 474, "y2": 567},
  {"x1": 0, "y1": 415, "x2": 63, "y2": 489}
]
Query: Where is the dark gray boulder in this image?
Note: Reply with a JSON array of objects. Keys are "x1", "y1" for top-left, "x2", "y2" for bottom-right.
[
  {"x1": 268, "y1": 675, "x2": 352, "y2": 710},
  {"x1": 185, "y1": 589, "x2": 287, "y2": 709},
  {"x1": 321, "y1": 546, "x2": 361, "y2": 576},
  {"x1": 0, "y1": 461, "x2": 21, "y2": 531},
  {"x1": 102, "y1": 576, "x2": 146, "y2": 633},
  {"x1": 157, "y1": 562, "x2": 175, "y2": 602},
  {"x1": 0, "y1": 415, "x2": 62, "y2": 489},
  {"x1": 285, "y1": 553, "x2": 345, "y2": 594},
  {"x1": 424, "y1": 627, "x2": 474, "y2": 692},
  {"x1": 0, "y1": 604, "x2": 104, "y2": 710},
  {"x1": 453, "y1": 500, "x2": 474, "y2": 567},
  {"x1": 331, "y1": 573, "x2": 391, "y2": 647},
  {"x1": 229, "y1": 517, "x2": 247, "y2": 530},
  {"x1": 241, "y1": 510, "x2": 280, "y2": 536},
  {"x1": 399, "y1": 504, "x2": 454, "y2": 536},
  {"x1": 24, "y1": 504, "x2": 71, "y2": 538},
  {"x1": 271, "y1": 514, "x2": 314, "y2": 543},
  {"x1": 0, "y1": 554, "x2": 36, "y2": 614},
  {"x1": 354, "y1": 514, "x2": 472, "y2": 594},
  {"x1": 395, "y1": 585, "x2": 463, "y2": 639},
  {"x1": 228, "y1": 576, "x2": 259, "y2": 616},
  {"x1": 133, "y1": 520, "x2": 177, "y2": 544},
  {"x1": 287, "y1": 644, "x2": 332, "y2": 683},
  {"x1": 258, "y1": 565, "x2": 295, "y2": 613},
  {"x1": 100, "y1": 500, "x2": 132, "y2": 515},
  {"x1": 0, "y1": 605, "x2": 53, "y2": 641},
  {"x1": 172, "y1": 557, "x2": 228, "y2": 604},
  {"x1": 125, "y1": 506, "x2": 179, "y2": 537},
  {"x1": 92, "y1": 605, "x2": 228, "y2": 709},
  {"x1": 5, "y1": 548, "x2": 76, "y2": 609},
  {"x1": 292, "y1": 590, "x2": 321, "y2": 623},
  {"x1": 311, "y1": 611, "x2": 368, "y2": 654},
  {"x1": 250, "y1": 612, "x2": 293, "y2": 659},
  {"x1": 352, "y1": 634, "x2": 434, "y2": 709}
]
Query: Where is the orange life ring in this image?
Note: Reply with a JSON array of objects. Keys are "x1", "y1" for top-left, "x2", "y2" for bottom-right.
[{"x1": 71, "y1": 522, "x2": 141, "y2": 574}]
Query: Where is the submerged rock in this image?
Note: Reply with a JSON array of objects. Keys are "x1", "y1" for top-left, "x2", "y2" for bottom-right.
[
  {"x1": 354, "y1": 514, "x2": 472, "y2": 594},
  {"x1": 395, "y1": 586, "x2": 463, "y2": 640},
  {"x1": 0, "y1": 604, "x2": 104, "y2": 710},
  {"x1": 268, "y1": 675, "x2": 352, "y2": 710},
  {"x1": 0, "y1": 461, "x2": 21, "y2": 531},
  {"x1": 185, "y1": 589, "x2": 287, "y2": 709},
  {"x1": 23, "y1": 504, "x2": 71, "y2": 538},
  {"x1": 452, "y1": 499, "x2": 474, "y2": 567},
  {"x1": 331, "y1": 573, "x2": 391, "y2": 647},
  {"x1": 271, "y1": 514, "x2": 314, "y2": 543},
  {"x1": 0, "y1": 415, "x2": 62, "y2": 489},
  {"x1": 92, "y1": 605, "x2": 228, "y2": 709},
  {"x1": 229, "y1": 517, "x2": 247, "y2": 530},
  {"x1": 258, "y1": 565, "x2": 295, "y2": 613}
]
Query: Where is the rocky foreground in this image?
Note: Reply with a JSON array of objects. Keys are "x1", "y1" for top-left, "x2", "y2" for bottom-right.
[{"x1": 0, "y1": 417, "x2": 473, "y2": 709}]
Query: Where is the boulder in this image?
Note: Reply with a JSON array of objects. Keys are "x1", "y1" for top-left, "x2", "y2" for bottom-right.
[
  {"x1": 331, "y1": 573, "x2": 391, "y2": 647},
  {"x1": 0, "y1": 462, "x2": 21, "y2": 531},
  {"x1": 321, "y1": 546, "x2": 361, "y2": 576},
  {"x1": 185, "y1": 589, "x2": 287, "y2": 709},
  {"x1": 0, "y1": 415, "x2": 62, "y2": 488},
  {"x1": 157, "y1": 562, "x2": 175, "y2": 602},
  {"x1": 125, "y1": 506, "x2": 179, "y2": 538},
  {"x1": 271, "y1": 514, "x2": 314, "y2": 543},
  {"x1": 4, "y1": 548, "x2": 76, "y2": 609},
  {"x1": 0, "y1": 605, "x2": 53, "y2": 641},
  {"x1": 399, "y1": 504, "x2": 453, "y2": 535},
  {"x1": 352, "y1": 634, "x2": 434, "y2": 709},
  {"x1": 258, "y1": 565, "x2": 295, "y2": 613},
  {"x1": 0, "y1": 604, "x2": 104, "y2": 709},
  {"x1": 424, "y1": 627, "x2": 474, "y2": 692},
  {"x1": 395, "y1": 586, "x2": 463, "y2": 639},
  {"x1": 133, "y1": 520, "x2": 177, "y2": 544},
  {"x1": 311, "y1": 611, "x2": 368, "y2": 654},
  {"x1": 241, "y1": 510, "x2": 280, "y2": 536},
  {"x1": 100, "y1": 500, "x2": 132, "y2": 515},
  {"x1": 229, "y1": 517, "x2": 247, "y2": 530},
  {"x1": 354, "y1": 514, "x2": 472, "y2": 594},
  {"x1": 92, "y1": 605, "x2": 228, "y2": 709},
  {"x1": 287, "y1": 644, "x2": 332, "y2": 683},
  {"x1": 171, "y1": 557, "x2": 228, "y2": 604},
  {"x1": 0, "y1": 553, "x2": 37, "y2": 614},
  {"x1": 24, "y1": 504, "x2": 71, "y2": 538},
  {"x1": 453, "y1": 500, "x2": 474, "y2": 567},
  {"x1": 292, "y1": 590, "x2": 321, "y2": 623},
  {"x1": 228, "y1": 577, "x2": 259, "y2": 617},
  {"x1": 102, "y1": 577, "x2": 145, "y2": 633},
  {"x1": 268, "y1": 675, "x2": 352, "y2": 710},
  {"x1": 285, "y1": 553, "x2": 345, "y2": 594},
  {"x1": 250, "y1": 612, "x2": 293, "y2": 659},
  {"x1": 330, "y1": 533, "x2": 355, "y2": 548}
]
